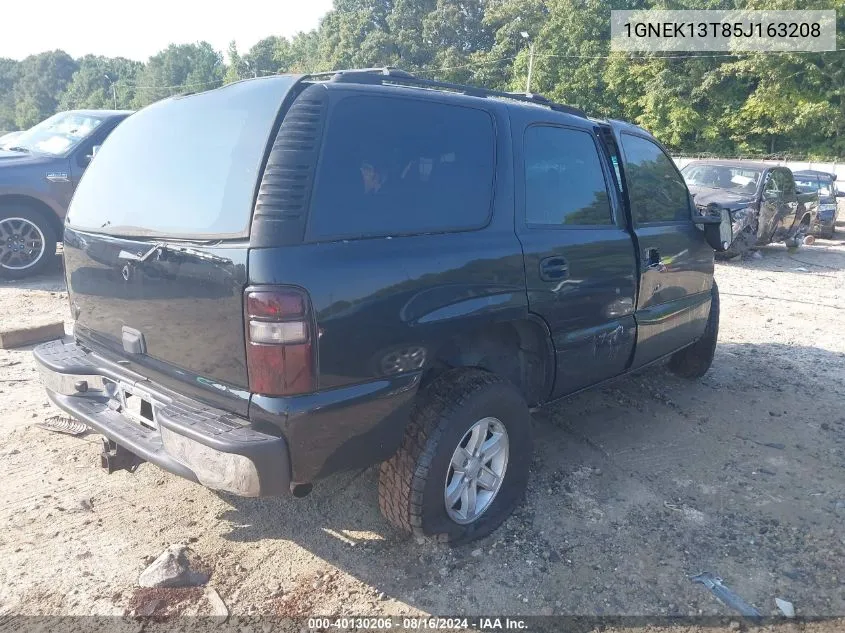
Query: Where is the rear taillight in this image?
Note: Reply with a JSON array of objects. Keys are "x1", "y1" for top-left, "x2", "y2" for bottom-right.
[{"x1": 245, "y1": 288, "x2": 315, "y2": 396}]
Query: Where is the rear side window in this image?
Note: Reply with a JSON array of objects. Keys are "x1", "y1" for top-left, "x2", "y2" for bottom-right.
[
  {"x1": 524, "y1": 126, "x2": 613, "y2": 226},
  {"x1": 620, "y1": 133, "x2": 690, "y2": 223},
  {"x1": 307, "y1": 96, "x2": 495, "y2": 240},
  {"x1": 794, "y1": 175, "x2": 819, "y2": 194}
]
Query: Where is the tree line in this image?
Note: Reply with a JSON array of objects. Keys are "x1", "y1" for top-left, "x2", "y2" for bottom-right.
[{"x1": 1, "y1": 0, "x2": 843, "y2": 159}]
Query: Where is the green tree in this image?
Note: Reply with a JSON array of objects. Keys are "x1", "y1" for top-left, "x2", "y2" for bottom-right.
[
  {"x1": 285, "y1": 30, "x2": 324, "y2": 72},
  {"x1": 132, "y1": 42, "x2": 223, "y2": 108},
  {"x1": 224, "y1": 42, "x2": 247, "y2": 84},
  {"x1": 59, "y1": 56, "x2": 142, "y2": 110},
  {"x1": 0, "y1": 58, "x2": 19, "y2": 130},
  {"x1": 246, "y1": 36, "x2": 287, "y2": 75},
  {"x1": 469, "y1": 0, "x2": 546, "y2": 90},
  {"x1": 1, "y1": 0, "x2": 844, "y2": 159},
  {"x1": 421, "y1": 0, "x2": 493, "y2": 83},
  {"x1": 13, "y1": 51, "x2": 78, "y2": 128}
]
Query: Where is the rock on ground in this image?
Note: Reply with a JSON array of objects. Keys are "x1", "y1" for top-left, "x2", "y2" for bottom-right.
[{"x1": 138, "y1": 544, "x2": 208, "y2": 588}]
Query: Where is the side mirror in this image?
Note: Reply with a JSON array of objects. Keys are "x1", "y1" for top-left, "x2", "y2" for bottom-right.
[
  {"x1": 693, "y1": 208, "x2": 733, "y2": 252},
  {"x1": 837, "y1": 190, "x2": 845, "y2": 198}
]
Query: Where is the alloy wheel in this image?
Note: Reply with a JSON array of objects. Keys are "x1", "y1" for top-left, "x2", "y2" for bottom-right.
[
  {"x1": 0, "y1": 217, "x2": 46, "y2": 271},
  {"x1": 444, "y1": 416, "x2": 509, "y2": 524}
]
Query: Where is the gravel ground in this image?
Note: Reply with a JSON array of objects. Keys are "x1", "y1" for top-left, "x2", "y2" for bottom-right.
[{"x1": 1, "y1": 230, "x2": 844, "y2": 632}]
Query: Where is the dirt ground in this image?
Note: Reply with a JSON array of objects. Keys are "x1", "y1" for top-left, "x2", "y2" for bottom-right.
[{"x1": 1, "y1": 227, "x2": 844, "y2": 632}]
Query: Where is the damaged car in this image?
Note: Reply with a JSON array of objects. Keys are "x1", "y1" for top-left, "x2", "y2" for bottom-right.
[
  {"x1": 681, "y1": 160, "x2": 817, "y2": 258},
  {"x1": 0, "y1": 110, "x2": 132, "y2": 278},
  {"x1": 793, "y1": 170, "x2": 841, "y2": 239}
]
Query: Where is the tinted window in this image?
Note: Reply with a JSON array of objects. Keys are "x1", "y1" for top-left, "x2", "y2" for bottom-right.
[
  {"x1": 524, "y1": 126, "x2": 612, "y2": 226},
  {"x1": 67, "y1": 76, "x2": 298, "y2": 238},
  {"x1": 308, "y1": 96, "x2": 495, "y2": 240},
  {"x1": 621, "y1": 134, "x2": 690, "y2": 223},
  {"x1": 777, "y1": 170, "x2": 795, "y2": 195}
]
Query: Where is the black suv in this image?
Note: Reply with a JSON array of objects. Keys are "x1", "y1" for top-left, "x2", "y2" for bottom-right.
[
  {"x1": 35, "y1": 69, "x2": 728, "y2": 543},
  {"x1": 0, "y1": 110, "x2": 132, "y2": 278}
]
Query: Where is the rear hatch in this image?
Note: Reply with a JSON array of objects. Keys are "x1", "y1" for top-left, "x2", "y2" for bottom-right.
[{"x1": 63, "y1": 76, "x2": 299, "y2": 414}]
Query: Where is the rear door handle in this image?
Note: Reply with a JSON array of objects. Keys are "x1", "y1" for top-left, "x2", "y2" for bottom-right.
[{"x1": 539, "y1": 256, "x2": 569, "y2": 281}]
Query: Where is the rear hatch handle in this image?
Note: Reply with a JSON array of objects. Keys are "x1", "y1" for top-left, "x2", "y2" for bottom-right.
[
  {"x1": 118, "y1": 242, "x2": 232, "y2": 265},
  {"x1": 118, "y1": 243, "x2": 162, "y2": 263}
]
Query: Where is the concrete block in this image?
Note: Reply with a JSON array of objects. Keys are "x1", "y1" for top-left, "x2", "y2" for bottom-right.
[{"x1": 0, "y1": 321, "x2": 65, "y2": 349}]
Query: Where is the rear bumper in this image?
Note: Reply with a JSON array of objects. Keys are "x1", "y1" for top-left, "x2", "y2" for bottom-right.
[{"x1": 34, "y1": 339, "x2": 290, "y2": 497}]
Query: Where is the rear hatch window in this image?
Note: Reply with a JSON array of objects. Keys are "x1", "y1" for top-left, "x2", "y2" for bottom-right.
[{"x1": 66, "y1": 76, "x2": 298, "y2": 239}]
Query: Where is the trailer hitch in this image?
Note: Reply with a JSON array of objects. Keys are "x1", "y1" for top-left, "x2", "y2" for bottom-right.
[{"x1": 100, "y1": 439, "x2": 144, "y2": 474}]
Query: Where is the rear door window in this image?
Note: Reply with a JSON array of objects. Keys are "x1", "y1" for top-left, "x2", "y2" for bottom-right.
[
  {"x1": 794, "y1": 175, "x2": 820, "y2": 194},
  {"x1": 307, "y1": 96, "x2": 495, "y2": 241},
  {"x1": 620, "y1": 133, "x2": 690, "y2": 224},
  {"x1": 523, "y1": 125, "x2": 613, "y2": 226}
]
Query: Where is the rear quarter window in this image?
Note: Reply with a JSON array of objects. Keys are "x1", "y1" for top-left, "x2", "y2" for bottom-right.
[
  {"x1": 620, "y1": 133, "x2": 690, "y2": 224},
  {"x1": 306, "y1": 95, "x2": 496, "y2": 241}
]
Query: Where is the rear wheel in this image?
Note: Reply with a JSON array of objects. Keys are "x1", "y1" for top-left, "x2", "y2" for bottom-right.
[
  {"x1": 0, "y1": 207, "x2": 57, "y2": 279},
  {"x1": 378, "y1": 368, "x2": 532, "y2": 544},
  {"x1": 669, "y1": 282, "x2": 719, "y2": 379}
]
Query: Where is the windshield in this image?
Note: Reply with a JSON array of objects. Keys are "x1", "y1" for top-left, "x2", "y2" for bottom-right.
[
  {"x1": 0, "y1": 131, "x2": 23, "y2": 149},
  {"x1": 11, "y1": 112, "x2": 105, "y2": 156},
  {"x1": 682, "y1": 164, "x2": 763, "y2": 194}
]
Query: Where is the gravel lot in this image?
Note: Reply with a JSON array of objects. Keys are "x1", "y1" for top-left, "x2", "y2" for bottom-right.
[{"x1": 1, "y1": 229, "x2": 844, "y2": 631}]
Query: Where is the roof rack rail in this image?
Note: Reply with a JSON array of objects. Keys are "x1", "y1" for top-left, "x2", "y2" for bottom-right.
[
  {"x1": 305, "y1": 67, "x2": 415, "y2": 80},
  {"x1": 303, "y1": 67, "x2": 586, "y2": 118}
]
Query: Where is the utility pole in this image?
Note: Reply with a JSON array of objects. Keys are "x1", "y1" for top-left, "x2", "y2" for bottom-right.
[
  {"x1": 521, "y1": 32, "x2": 535, "y2": 94},
  {"x1": 104, "y1": 74, "x2": 117, "y2": 108}
]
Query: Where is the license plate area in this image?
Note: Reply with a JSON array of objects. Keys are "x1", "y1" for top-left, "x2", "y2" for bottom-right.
[{"x1": 116, "y1": 382, "x2": 159, "y2": 431}]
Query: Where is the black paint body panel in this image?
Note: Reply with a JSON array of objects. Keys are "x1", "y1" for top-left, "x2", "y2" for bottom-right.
[{"x1": 49, "y1": 76, "x2": 719, "y2": 491}]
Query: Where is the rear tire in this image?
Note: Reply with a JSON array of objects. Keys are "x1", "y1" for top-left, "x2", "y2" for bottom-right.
[
  {"x1": 669, "y1": 282, "x2": 719, "y2": 379},
  {"x1": 378, "y1": 368, "x2": 532, "y2": 544},
  {"x1": 0, "y1": 206, "x2": 57, "y2": 279}
]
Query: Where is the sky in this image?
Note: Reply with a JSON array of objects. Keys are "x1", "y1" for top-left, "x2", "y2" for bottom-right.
[{"x1": 1, "y1": 0, "x2": 335, "y2": 61}]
